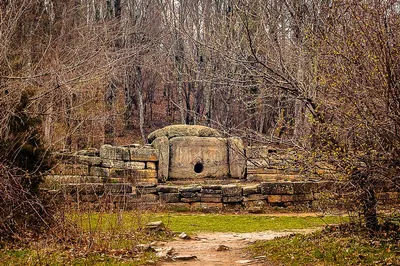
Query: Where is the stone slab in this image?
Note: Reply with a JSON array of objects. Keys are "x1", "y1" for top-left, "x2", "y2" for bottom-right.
[
  {"x1": 222, "y1": 185, "x2": 243, "y2": 197},
  {"x1": 227, "y1": 137, "x2": 246, "y2": 179},
  {"x1": 260, "y1": 182, "x2": 294, "y2": 195},
  {"x1": 169, "y1": 136, "x2": 229, "y2": 179},
  {"x1": 129, "y1": 147, "x2": 158, "y2": 162},
  {"x1": 151, "y1": 136, "x2": 169, "y2": 182}
]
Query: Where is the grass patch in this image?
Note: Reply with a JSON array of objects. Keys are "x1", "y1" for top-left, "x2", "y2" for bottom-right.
[
  {"x1": 73, "y1": 212, "x2": 347, "y2": 234},
  {"x1": 249, "y1": 223, "x2": 400, "y2": 265}
]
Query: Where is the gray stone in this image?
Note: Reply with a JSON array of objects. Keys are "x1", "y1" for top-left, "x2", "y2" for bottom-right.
[
  {"x1": 139, "y1": 194, "x2": 159, "y2": 202},
  {"x1": 243, "y1": 194, "x2": 267, "y2": 201},
  {"x1": 168, "y1": 136, "x2": 229, "y2": 179},
  {"x1": 100, "y1": 144, "x2": 116, "y2": 160},
  {"x1": 201, "y1": 195, "x2": 222, "y2": 203},
  {"x1": 260, "y1": 182, "x2": 294, "y2": 195},
  {"x1": 172, "y1": 255, "x2": 197, "y2": 261},
  {"x1": 222, "y1": 185, "x2": 243, "y2": 197},
  {"x1": 137, "y1": 186, "x2": 158, "y2": 194},
  {"x1": 146, "y1": 221, "x2": 165, "y2": 231},
  {"x1": 125, "y1": 161, "x2": 146, "y2": 170},
  {"x1": 222, "y1": 196, "x2": 243, "y2": 203},
  {"x1": 129, "y1": 147, "x2": 158, "y2": 162},
  {"x1": 76, "y1": 155, "x2": 102, "y2": 166},
  {"x1": 151, "y1": 136, "x2": 169, "y2": 182},
  {"x1": 157, "y1": 185, "x2": 179, "y2": 193},
  {"x1": 101, "y1": 159, "x2": 126, "y2": 169},
  {"x1": 201, "y1": 193, "x2": 222, "y2": 198},
  {"x1": 243, "y1": 185, "x2": 260, "y2": 195},
  {"x1": 148, "y1": 124, "x2": 221, "y2": 142},
  {"x1": 88, "y1": 166, "x2": 110, "y2": 177},
  {"x1": 181, "y1": 196, "x2": 201, "y2": 203},
  {"x1": 178, "y1": 232, "x2": 190, "y2": 239},
  {"x1": 159, "y1": 193, "x2": 180, "y2": 203},
  {"x1": 227, "y1": 137, "x2": 246, "y2": 179},
  {"x1": 180, "y1": 192, "x2": 199, "y2": 198},
  {"x1": 179, "y1": 186, "x2": 202, "y2": 193},
  {"x1": 201, "y1": 188, "x2": 222, "y2": 194}
]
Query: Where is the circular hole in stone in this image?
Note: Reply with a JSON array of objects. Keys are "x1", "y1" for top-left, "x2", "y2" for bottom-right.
[{"x1": 194, "y1": 162, "x2": 204, "y2": 173}]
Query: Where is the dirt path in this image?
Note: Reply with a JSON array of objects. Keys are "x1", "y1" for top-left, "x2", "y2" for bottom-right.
[{"x1": 155, "y1": 229, "x2": 316, "y2": 266}]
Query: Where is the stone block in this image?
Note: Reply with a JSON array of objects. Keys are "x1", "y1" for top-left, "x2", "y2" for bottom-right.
[
  {"x1": 227, "y1": 137, "x2": 246, "y2": 179},
  {"x1": 260, "y1": 182, "x2": 294, "y2": 195},
  {"x1": 157, "y1": 185, "x2": 179, "y2": 193},
  {"x1": 181, "y1": 196, "x2": 201, "y2": 203},
  {"x1": 243, "y1": 185, "x2": 260, "y2": 195},
  {"x1": 267, "y1": 195, "x2": 282, "y2": 203},
  {"x1": 159, "y1": 193, "x2": 180, "y2": 203},
  {"x1": 222, "y1": 196, "x2": 243, "y2": 203},
  {"x1": 136, "y1": 186, "x2": 157, "y2": 194},
  {"x1": 201, "y1": 188, "x2": 222, "y2": 194},
  {"x1": 181, "y1": 192, "x2": 199, "y2": 198},
  {"x1": 293, "y1": 182, "x2": 318, "y2": 194},
  {"x1": 244, "y1": 200, "x2": 266, "y2": 213},
  {"x1": 76, "y1": 156, "x2": 102, "y2": 166},
  {"x1": 100, "y1": 145, "x2": 130, "y2": 161},
  {"x1": 125, "y1": 161, "x2": 146, "y2": 170},
  {"x1": 191, "y1": 202, "x2": 223, "y2": 212},
  {"x1": 101, "y1": 159, "x2": 126, "y2": 169},
  {"x1": 148, "y1": 124, "x2": 221, "y2": 143},
  {"x1": 104, "y1": 183, "x2": 133, "y2": 194},
  {"x1": 52, "y1": 163, "x2": 88, "y2": 175},
  {"x1": 169, "y1": 136, "x2": 229, "y2": 179},
  {"x1": 151, "y1": 136, "x2": 169, "y2": 182},
  {"x1": 138, "y1": 194, "x2": 159, "y2": 202},
  {"x1": 201, "y1": 185, "x2": 222, "y2": 190},
  {"x1": 179, "y1": 186, "x2": 202, "y2": 193},
  {"x1": 293, "y1": 193, "x2": 314, "y2": 202},
  {"x1": 201, "y1": 194, "x2": 222, "y2": 203},
  {"x1": 281, "y1": 195, "x2": 294, "y2": 202},
  {"x1": 88, "y1": 166, "x2": 110, "y2": 177},
  {"x1": 243, "y1": 194, "x2": 266, "y2": 201},
  {"x1": 146, "y1": 162, "x2": 157, "y2": 169},
  {"x1": 129, "y1": 147, "x2": 158, "y2": 162},
  {"x1": 222, "y1": 185, "x2": 242, "y2": 197}
]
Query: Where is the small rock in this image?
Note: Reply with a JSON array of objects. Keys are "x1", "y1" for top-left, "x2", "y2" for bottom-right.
[
  {"x1": 135, "y1": 244, "x2": 154, "y2": 252},
  {"x1": 172, "y1": 255, "x2": 198, "y2": 261},
  {"x1": 216, "y1": 244, "x2": 229, "y2": 251},
  {"x1": 179, "y1": 232, "x2": 191, "y2": 239},
  {"x1": 254, "y1": 255, "x2": 267, "y2": 260},
  {"x1": 146, "y1": 221, "x2": 165, "y2": 231}
]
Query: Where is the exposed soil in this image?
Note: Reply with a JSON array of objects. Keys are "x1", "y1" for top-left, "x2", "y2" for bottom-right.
[{"x1": 155, "y1": 229, "x2": 316, "y2": 266}]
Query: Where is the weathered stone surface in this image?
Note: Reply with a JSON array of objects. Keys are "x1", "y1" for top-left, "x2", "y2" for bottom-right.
[
  {"x1": 125, "y1": 161, "x2": 146, "y2": 170},
  {"x1": 181, "y1": 196, "x2": 201, "y2": 203},
  {"x1": 169, "y1": 136, "x2": 229, "y2": 179},
  {"x1": 293, "y1": 193, "x2": 314, "y2": 202},
  {"x1": 281, "y1": 195, "x2": 294, "y2": 202},
  {"x1": 201, "y1": 188, "x2": 222, "y2": 194},
  {"x1": 191, "y1": 202, "x2": 223, "y2": 212},
  {"x1": 267, "y1": 195, "x2": 282, "y2": 203},
  {"x1": 222, "y1": 196, "x2": 243, "y2": 203},
  {"x1": 146, "y1": 162, "x2": 157, "y2": 169},
  {"x1": 129, "y1": 147, "x2": 158, "y2": 162},
  {"x1": 76, "y1": 155, "x2": 102, "y2": 166},
  {"x1": 159, "y1": 193, "x2": 180, "y2": 203},
  {"x1": 243, "y1": 194, "x2": 266, "y2": 201},
  {"x1": 181, "y1": 192, "x2": 199, "y2": 198},
  {"x1": 100, "y1": 145, "x2": 130, "y2": 161},
  {"x1": 243, "y1": 185, "x2": 260, "y2": 195},
  {"x1": 151, "y1": 136, "x2": 169, "y2": 182},
  {"x1": 138, "y1": 194, "x2": 159, "y2": 202},
  {"x1": 293, "y1": 182, "x2": 317, "y2": 194},
  {"x1": 104, "y1": 183, "x2": 133, "y2": 194},
  {"x1": 179, "y1": 186, "x2": 202, "y2": 193},
  {"x1": 222, "y1": 185, "x2": 243, "y2": 197},
  {"x1": 201, "y1": 195, "x2": 222, "y2": 203},
  {"x1": 44, "y1": 175, "x2": 105, "y2": 185},
  {"x1": 136, "y1": 186, "x2": 157, "y2": 194},
  {"x1": 243, "y1": 200, "x2": 266, "y2": 213},
  {"x1": 77, "y1": 148, "x2": 99, "y2": 157},
  {"x1": 146, "y1": 221, "x2": 165, "y2": 231},
  {"x1": 157, "y1": 185, "x2": 179, "y2": 193},
  {"x1": 148, "y1": 124, "x2": 221, "y2": 142},
  {"x1": 227, "y1": 137, "x2": 246, "y2": 179},
  {"x1": 260, "y1": 182, "x2": 294, "y2": 195},
  {"x1": 101, "y1": 159, "x2": 126, "y2": 169},
  {"x1": 88, "y1": 166, "x2": 110, "y2": 177},
  {"x1": 201, "y1": 185, "x2": 222, "y2": 190}
]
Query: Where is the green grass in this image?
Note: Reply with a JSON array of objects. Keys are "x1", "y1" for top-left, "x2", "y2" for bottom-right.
[
  {"x1": 73, "y1": 212, "x2": 347, "y2": 234},
  {"x1": 249, "y1": 227, "x2": 400, "y2": 265}
]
